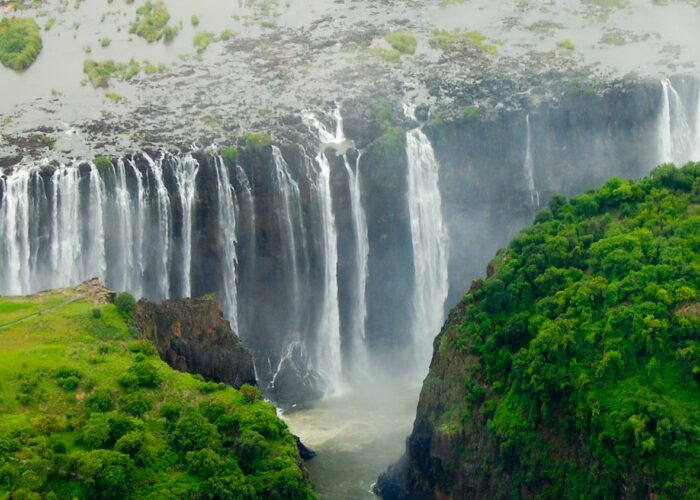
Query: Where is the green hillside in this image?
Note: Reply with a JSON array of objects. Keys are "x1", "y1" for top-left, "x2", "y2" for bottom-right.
[
  {"x1": 413, "y1": 163, "x2": 700, "y2": 498},
  {"x1": 0, "y1": 286, "x2": 314, "y2": 499}
]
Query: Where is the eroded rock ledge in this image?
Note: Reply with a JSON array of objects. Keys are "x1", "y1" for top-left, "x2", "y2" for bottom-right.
[{"x1": 134, "y1": 294, "x2": 257, "y2": 389}]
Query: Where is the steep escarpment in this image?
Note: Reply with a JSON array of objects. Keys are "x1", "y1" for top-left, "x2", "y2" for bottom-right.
[
  {"x1": 378, "y1": 163, "x2": 700, "y2": 499},
  {"x1": 135, "y1": 294, "x2": 256, "y2": 389}
]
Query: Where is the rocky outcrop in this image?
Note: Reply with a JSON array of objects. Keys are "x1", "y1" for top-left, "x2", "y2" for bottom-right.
[{"x1": 134, "y1": 294, "x2": 256, "y2": 389}]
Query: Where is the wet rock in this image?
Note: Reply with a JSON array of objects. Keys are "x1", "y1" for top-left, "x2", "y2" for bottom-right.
[
  {"x1": 293, "y1": 434, "x2": 317, "y2": 460},
  {"x1": 269, "y1": 343, "x2": 325, "y2": 410},
  {"x1": 134, "y1": 294, "x2": 256, "y2": 389}
]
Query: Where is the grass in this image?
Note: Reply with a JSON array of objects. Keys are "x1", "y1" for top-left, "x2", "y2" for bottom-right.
[
  {"x1": 0, "y1": 17, "x2": 42, "y2": 71},
  {"x1": 385, "y1": 31, "x2": 417, "y2": 55},
  {"x1": 430, "y1": 29, "x2": 498, "y2": 56},
  {"x1": 369, "y1": 46, "x2": 401, "y2": 62},
  {"x1": 130, "y1": 1, "x2": 178, "y2": 42},
  {"x1": 100, "y1": 37, "x2": 111, "y2": 48},
  {"x1": 0, "y1": 286, "x2": 313, "y2": 498},
  {"x1": 193, "y1": 31, "x2": 215, "y2": 54},
  {"x1": 557, "y1": 39, "x2": 576, "y2": 51},
  {"x1": 243, "y1": 131, "x2": 272, "y2": 152},
  {"x1": 83, "y1": 58, "x2": 140, "y2": 88}
]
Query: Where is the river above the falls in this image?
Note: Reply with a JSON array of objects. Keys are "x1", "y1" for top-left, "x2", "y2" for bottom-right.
[{"x1": 283, "y1": 383, "x2": 421, "y2": 499}]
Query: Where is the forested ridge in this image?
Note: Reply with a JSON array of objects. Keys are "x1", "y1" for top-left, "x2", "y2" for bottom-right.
[{"x1": 408, "y1": 163, "x2": 700, "y2": 498}]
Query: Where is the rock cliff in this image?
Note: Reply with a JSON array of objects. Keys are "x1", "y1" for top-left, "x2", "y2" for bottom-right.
[{"x1": 135, "y1": 294, "x2": 256, "y2": 389}]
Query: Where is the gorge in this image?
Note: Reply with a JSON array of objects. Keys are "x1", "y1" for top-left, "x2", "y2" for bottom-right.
[{"x1": 2, "y1": 0, "x2": 700, "y2": 497}]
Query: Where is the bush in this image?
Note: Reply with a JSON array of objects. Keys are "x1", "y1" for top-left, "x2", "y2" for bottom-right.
[
  {"x1": 0, "y1": 18, "x2": 42, "y2": 71},
  {"x1": 93, "y1": 157, "x2": 112, "y2": 172},
  {"x1": 236, "y1": 430, "x2": 268, "y2": 472},
  {"x1": 83, "y1": 414, "x2": 111, "y2": 449},
  {"x1": 118, "y1": 362, "x2": 161, "y2": 389},
  {"x1": 159, "y1": 401, "x2": 182, "y2": 422},
  {"x1": 240, "y1": 384, "x2": 261, "y2": 403},
  {"x1": 171, "y1": 413, "x2": 218, "y2": 452},
  {"x1": 185, "y1": 448, "x2": 223, "y2": 477},
  {"x1": 91, "y1": 308, "x2": 103, "y2": 319},
  {"x1": 130, "y1": 1, "x2": 177, "y2": 42},
  {"x1": 114, "y1": 292, "x2": 136, "y2": 319},
  {"x1": 60, "y1": 376, "x2": 80, "y2": 391},
  {"x1": 77, "y1": 450, "x2": 133, "y2": 499},
  {"x1": 220, "y1": 146, "x2": 238, "y2": 167},
  {"x1": 243, "y1": 132, "x2": 272, "y2": 152},
  {"x1": 120, "y1": 392, "x2": 153, "y2": 417},
  {"x1": 385, "y1": 31, "x2": 417, "y2": 54},
  {"x1": 85, "y1": 389, "x2": 116, "y2": 413}
]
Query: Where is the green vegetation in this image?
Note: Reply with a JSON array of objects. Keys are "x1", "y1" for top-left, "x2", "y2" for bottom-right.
[
  {"x1": 384, "y1": 32, "x2": 417, "y2": 55},
  {"x1": 429, "y1": 29, "x2": 498, "y2": 56},
  {"x1": 557, "y1": 38, "x2": 576, "y2": 51},
  {"x1": 100, "y1": 37, "x2": 111, "y2": 48},
  {"x1": 191, "y1": 15, "x2": 200, "y2": 27},
  {"x1": 193, "y1": 31, "x2": 215, "y2": 54},
  {"x1": 130, "y1": 1, "x2": 178, "y2": 42},
  {"x1": 93, "y1": 156, "x2": 113, "y2": 172},
  {"x1": 83, "y1": 58, "x2": 140, "y2": 88},
  {"x1": 0, "y1": 287, "x2": 314, "y2": 498},
  {"x1": 220, "y1": 146, "x2": 239, "y2": 167},
  {"x1": 441, "y1": 163, "x2": 700, "y2": 497},
  {"x1": 0, "y1": 17, "x2": 42, "y2": 71},
  {"x1": 243, "y1": 131, "x2": 272, "y2": 152},
  {"x1": 368, "y1": 46, "x2": 401, "y2": 63},
  {"x1": 220, "y1": 29, "x2": 234, "y2": 41},
  {"x1": 372, "y1": 100, "x2": 406, "y2": 166}
]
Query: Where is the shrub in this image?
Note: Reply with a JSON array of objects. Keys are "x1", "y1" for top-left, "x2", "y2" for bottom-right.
[
  {"x1": 243, "y1": 131, "x2": 272, "y2": 152},
  {"x1": 385, "y1": 32, "x2": 417, "y2": 55},
  {"x1": 159, "y1": 401, "x2": 182, "y2": 422},
  {"x1": 220, "y1": 146, "x2": 238, "y2": 167},
  {"x1": 114, "y1": 292, "x2": 136, "y2": 319},
  {"x1": 91, "y1": 308, "x2": 103, "y2": 319},
  {"x1": 199, "y1": 381, "x2": 225, "y2": 394},
  {"x1": 0, "y1": 18, "x2": 43, "y2": 71},
  {"x1": 185, "y1": 448, "x2": 223, "y2": 477},
  {"x1": 240, "y1": 384, "x2": 261, "y2": 403},
  {"x1": 120, "y1": 392, "x2": 153, "y2": 416},
  {"x1": 127, "y1": 340, "x2": 158, "y2": 357},
  {"x1": 171, "y1": 412, "x2": 218, "y2": 452},
  {"x1": 130, "y1": 1, "x2": 177, "y2": 42},
  {"x1": 118, "y1": 362, "x2": 161, "y2": 389},
  {"x1": 85, "y1": 389, "x2": 116, "y2": 413},
  {"x1": 235, "y1": 430, "x2": 268, "y2": 471},
  {"x1": 93, "y1": 157, "x2": 112, "y2": 172},
  {"x1": 61, "y1": 376, "x2": 80, "y2": 391},
  {"x1": 77, "y1": 450, "x2": 133, "y2": 499},
  {"x1": 83, "y1": 414, "x2": 111, "y2": 448},
  {"x1": 193, "y1": 31, "x2": 215, "y2": 54}
]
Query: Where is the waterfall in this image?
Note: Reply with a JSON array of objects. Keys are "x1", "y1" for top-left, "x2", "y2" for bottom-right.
[
  {"x1": 405, "y1": 127, "x2": 449, "y2": 367},
  {"x1": 142, "y1": 152, "x2": 172, "y2": 300},
  {"x1": 87, "y1": 164, "x2": 107, "y2": 282},
  {"x1": 51, "y1": 165, "x2": 83, "y2": 289},
  {"x1": 524, "y1": 114, "x2": 540, "y2": 209},
  {"x1": 171, "y1": 154, "x2": 200, "y2": 298},
  {"x1": 0, "y1": 168, "x2": 31, "y2": 294},
  {"x1": 659, "y1": 78, "x2": 694, "y2": 165},
  {"x1": 312, "y1": 148, "x2": 342, "y2": 392},
  {"x1": 342, "y1": 152, "x2": 370, "y2": 373},
  {"x1": 694, "y1": 82, "x2": 700, "y2": 161},
  {"x1": 214, "y1": 154, "x2": 240, "y2": 333}
]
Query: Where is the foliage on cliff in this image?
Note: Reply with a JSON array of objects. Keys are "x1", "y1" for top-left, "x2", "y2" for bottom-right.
[
  {"x1": 437, "y1": 163, "x2": 700, "y2": 497},
  {"x1": 0, "y1": 287, "x2": 314, "y2": 499}
]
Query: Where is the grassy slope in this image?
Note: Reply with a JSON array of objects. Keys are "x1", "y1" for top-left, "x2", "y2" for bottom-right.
[
  {"x1": 429, "y1": 163, "x2": 700, "y2": 498},
  {"x1": 0, "y1": 287, "x2": 314, "y2": 499}
]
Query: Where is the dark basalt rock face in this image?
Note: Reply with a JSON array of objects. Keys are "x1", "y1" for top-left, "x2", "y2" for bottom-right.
[{"x1": 134, "y1": 294, "x2": 256, "y2": 389}]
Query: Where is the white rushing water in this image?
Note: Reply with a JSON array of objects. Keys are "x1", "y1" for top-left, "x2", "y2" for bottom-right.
[
  {"x1": 313, "y1": 148, "x2": 343, "y2": 392},
  {"x1": 405, "y1": 126, "x2": 450, "y2": 369},
  {"x1": 343, "y1": 151, "x2": 370, "y2": 374},
  {"x1": 171, "y1": 155, "x2": 200, "y2": 298},
  {"x1": 524, "y1": 114, "x2": 540, "y2": 209},
  {"x1": 694, "y1": 84, "x2": 700, "y2": 161},
  {"x1": 214, "y1": 154, "x2": 240, "y2": 333},
  {"x1": 87, "y1": 164, "x2": 107, "y2": 282},
  {"x1": 271, "y1": 145, "x2": 302, "y2": 326},
  {"x1": 659, "y1": 78, "x2": 695, "y2": 166},
  {"x1": 143, "y1": 152, "x2": 172, "y2": 300}
]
